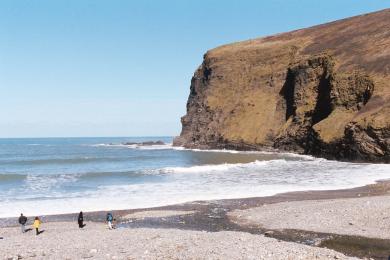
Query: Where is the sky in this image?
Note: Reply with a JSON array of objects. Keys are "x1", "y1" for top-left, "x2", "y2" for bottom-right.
[{"x1": 0, "y1": 1, "x2": 388, "y2": 138}]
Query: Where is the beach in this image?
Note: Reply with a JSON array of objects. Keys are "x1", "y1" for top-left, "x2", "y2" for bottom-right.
[
  {"x1": 1, "y1": 222, "x2": 355, "y2": 260},
  {"x1": 229, "y1": 195, "x2": 390, "y2": 240},
  {"x1": 2, "y1": 2, "x2": 390, "y2": 259},
  {"x1": 2, "y1": 138, "x2": 390, "y2": 259},
  {"x1": 2, "y1": 181, "x2": 390, "y2": 259}
]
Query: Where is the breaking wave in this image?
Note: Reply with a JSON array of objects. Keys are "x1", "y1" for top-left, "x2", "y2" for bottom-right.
[
  {"x1": 161, "y1": 159, "x2": 289, "y2": 174},
  {"x1": 1, "y1": 136, "x2": 390, "y2": 218}
]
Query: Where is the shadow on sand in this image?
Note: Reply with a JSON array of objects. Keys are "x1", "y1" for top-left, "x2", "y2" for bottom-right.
[{"x1": 36, "y1": 230, "x2": 45, "y2": 235}]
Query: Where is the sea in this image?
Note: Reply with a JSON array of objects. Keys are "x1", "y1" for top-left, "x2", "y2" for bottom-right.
[{"x1": 1, "y1": 136, "x2": 390, "y2": 218}]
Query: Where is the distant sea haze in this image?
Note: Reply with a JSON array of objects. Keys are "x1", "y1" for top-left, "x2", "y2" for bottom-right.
[{"x1": 0, "y1": 137, "x2": 389, "y2": 218}]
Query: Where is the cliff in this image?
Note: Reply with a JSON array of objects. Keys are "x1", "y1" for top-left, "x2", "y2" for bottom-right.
[{"x1": 174, "y1": 9, "x2": 390, "y2": 162}]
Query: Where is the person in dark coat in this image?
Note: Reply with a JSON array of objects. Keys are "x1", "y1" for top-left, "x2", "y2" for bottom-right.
[
  {"x1": 106, "y1": 212, "x2": 114, "y2": 229},
  {"x1": 78, "y1": 211, "x2": 85, "y2": 228},
  {"x1": 18, "y1": 213, "x2": 27, "y2": 233}
]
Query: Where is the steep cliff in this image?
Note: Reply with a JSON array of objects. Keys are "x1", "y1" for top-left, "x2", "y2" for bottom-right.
[{"x1": 174, "y1": 9, "x2": 390, "y2": 162}]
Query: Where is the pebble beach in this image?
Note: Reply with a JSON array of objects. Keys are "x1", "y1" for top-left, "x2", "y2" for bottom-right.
[
  {"x1": 2, "y1": 181, "x2": 390, "y2": 259},
  {"x1": 0, "y1": 222, "x2": 355, "y2": 260}
]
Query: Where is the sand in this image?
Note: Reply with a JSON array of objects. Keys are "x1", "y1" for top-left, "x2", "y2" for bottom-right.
[
  {"x1": 229, "y1": 195, "x2": 390, "y2": 239},
  {"x1": 0, "y1": 222, "x2": 356, "y2": 260}
]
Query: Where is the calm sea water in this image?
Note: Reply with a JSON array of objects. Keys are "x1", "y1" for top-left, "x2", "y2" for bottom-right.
[{"x1": 1, "y1": 137, "x2": 390, "y2": 218}]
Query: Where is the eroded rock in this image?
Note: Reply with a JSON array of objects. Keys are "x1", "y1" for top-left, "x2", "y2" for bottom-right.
[{"x1": 175, "y1": 9, "x2": 390, "y2": 162}]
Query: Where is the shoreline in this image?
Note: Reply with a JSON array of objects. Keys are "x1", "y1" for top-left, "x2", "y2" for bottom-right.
[
  {"x1": 3, "y1": 142, "x2": 389, "y2": 220},
  {"x1": 2, "y1": 180, "x2": 390, "y2": 258},
  {"x1": 2, "y1": 179, "x2": 390, "y2": 227}
]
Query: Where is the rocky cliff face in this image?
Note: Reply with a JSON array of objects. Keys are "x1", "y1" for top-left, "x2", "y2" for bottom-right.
[{"x1": 174, "y1": 9, "x2": 390, "y2": 162}]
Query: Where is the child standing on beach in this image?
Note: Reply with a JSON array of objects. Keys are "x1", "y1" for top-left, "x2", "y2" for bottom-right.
[{"x1": 33, "y1": 217, "x2": 41, "y2": 235}]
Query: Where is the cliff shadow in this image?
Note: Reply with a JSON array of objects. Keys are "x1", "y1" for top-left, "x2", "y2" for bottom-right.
[
  {"x1": 312, "y1": 73, "x2": 333, "y2": 125},
  {"x1": 279, "y1": 68, "x2": 296, "y2": 121}
]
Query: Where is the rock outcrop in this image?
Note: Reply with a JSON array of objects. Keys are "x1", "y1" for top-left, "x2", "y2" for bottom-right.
[{"x1": 174, "y1": 9, "x2": 390, "y2": 162}]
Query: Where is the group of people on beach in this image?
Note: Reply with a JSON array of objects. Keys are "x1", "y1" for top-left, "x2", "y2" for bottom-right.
[
  {"x1": 17, "y1": 211, "x2": 116, "y2": 235},
  {"x1": 18, "y1": 214, "x2": 42, "y2": 235}
]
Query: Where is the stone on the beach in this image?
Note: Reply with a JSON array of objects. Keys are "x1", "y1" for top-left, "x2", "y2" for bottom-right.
[{"x1": 89, "y1": 249, "x2": 97, "y2": 254}]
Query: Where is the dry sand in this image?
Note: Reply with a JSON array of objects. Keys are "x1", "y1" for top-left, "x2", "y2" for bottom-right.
[
  {"x1": 0, "y1": 222, "x2": 356, "y2": 260},
  {"x1": 229, "y1": 195, "x2": 390, "y2": 239}
]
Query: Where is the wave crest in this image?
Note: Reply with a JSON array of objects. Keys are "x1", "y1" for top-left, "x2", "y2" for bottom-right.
[{"x1": 161, "y1": 159, "x2": 288, "y2": 174}]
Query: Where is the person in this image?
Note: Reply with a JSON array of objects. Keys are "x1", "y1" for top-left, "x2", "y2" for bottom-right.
[
  {"x1": 112, "y1": 218, "x2": 117, "y2": 229},
  {"x1": 18, "y1": 213, "x2": 27, "y2": 233},
  {"x1": 33, "y1": 217, "x2": 41, "y2": 235},
  {"x1": 78, "y1": 211, "x2": 85, "y2": 228},
  {"x1": 106, "y1": 212, "x2": 114, "y2": 230}
]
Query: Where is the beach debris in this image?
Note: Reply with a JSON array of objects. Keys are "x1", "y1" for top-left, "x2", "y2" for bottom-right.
[{"x1": 264, "y1": 231, "x2": 274, "y2": 236}]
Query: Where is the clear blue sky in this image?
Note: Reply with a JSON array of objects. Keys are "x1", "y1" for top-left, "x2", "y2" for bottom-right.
[{"x1": 0, "y1": 1, "x2": 388, "y2": 137}]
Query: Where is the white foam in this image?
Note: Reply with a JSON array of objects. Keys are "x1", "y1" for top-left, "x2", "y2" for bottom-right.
[
  {"x1": 161, "y1": 160, "x2": 286, "y2": 174},
  {"x1": 89, "y1": 142, "x2": 322, "y2": 164},
  {"x1": 136, "y1": 144, "x2": 175, "y2": 150},
  {"x1": 90, "y1": 143, "x2": 127, "y2": 147},
  {"x1": 89, "y1": 143, "x2": 175, "y2": 150},
  {"x1": 168, "y1": 145, "x2": 318, "y2": 161},
  {"x1": 2, "y1": 158, "x2": 390, "y2": 218}
]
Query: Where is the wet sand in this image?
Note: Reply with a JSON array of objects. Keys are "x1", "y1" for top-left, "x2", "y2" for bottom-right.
[
  {"x1": 229, "y1": 194, "x2": 390, "y2": 239},
  {"x1": 2, "y1": 180, "x2": 390, "y2": 259}
]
